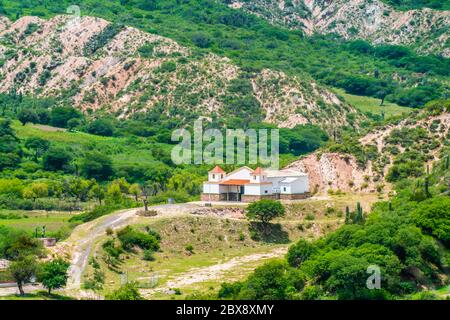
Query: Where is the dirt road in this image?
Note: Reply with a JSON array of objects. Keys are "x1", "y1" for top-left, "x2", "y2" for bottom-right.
[
  {"x1": 141, "y1": 247, "x2": 288, "y2": 298},
  {"x1": 55, "y1": 201, "x2": 300, "y2": 298},
  {"x1": 62, "y1": 203, "x2": 202, "y2": 292},
  {"x1": 0, "y1": 284, "x2": 44, "y2": 297}
]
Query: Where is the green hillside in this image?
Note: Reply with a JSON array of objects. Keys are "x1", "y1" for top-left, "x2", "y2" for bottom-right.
[
  {"x1": 333, "y1": 88, "x2": 414, "y2": 119},
  {"x1": 0, "y1": 0, "x2": 448, "y2": 302},
  {"x1": 0, "y1": 0, "x2": 448, "y2": 109},
  {"x1": 381, "y1": 0, "x2": 450, "y2": 10}
]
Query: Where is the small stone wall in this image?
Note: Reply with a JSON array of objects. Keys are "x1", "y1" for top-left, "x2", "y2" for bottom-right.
[
  {"x1": 241, "y1": 194, "x2": 275, "y2": 203},
  {"x1": 279, "y1": 193, "x2": 311, "y2": 200},
  {"x1": 202, "y1": 193, "x2": 311, "y2": 202},
  {"x1": 38, "y1": 238, "x2": 57, "y2": 247},
  {"x1": 201, "y1": 193, "x2": 221, "y2": 202}
]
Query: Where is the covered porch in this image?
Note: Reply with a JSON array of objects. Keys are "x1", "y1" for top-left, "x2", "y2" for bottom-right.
[{"x1": 218, "y1": 179, "x2": 249, "y2": 202}]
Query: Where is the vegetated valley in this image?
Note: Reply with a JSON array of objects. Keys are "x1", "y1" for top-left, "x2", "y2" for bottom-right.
[{"x1": 0, "y1": 0, "x2": 448, "y2": 301}]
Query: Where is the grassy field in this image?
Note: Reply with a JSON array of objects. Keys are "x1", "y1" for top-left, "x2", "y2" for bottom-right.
[
  {"x1": 0, "y1": 209, "x2": 77, "y2": 237},
  {"x1": 433, "y1": 285, "x2": 450, "y2": 299},
  {"x1": 0, "y1": 292, "x2": 73, "y2": 300},
  {"x1": 10, "y1": 121, "x2": 168, "y2": 168},
  {"x1": 333, "y1": 88, "x2": 414, "y2": 118}
]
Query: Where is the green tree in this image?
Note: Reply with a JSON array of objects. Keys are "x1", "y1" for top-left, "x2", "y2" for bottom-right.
[
  {"x1": 116, "y1": 226, "x2": 160, "y2": 252},
  {"x1": 105, "y1": 282, "x2": 144, "y2": 300},
  {"x1": 246, "y1": 199, "x2": 285, "y2": 225},
  {"x1": 66, "y1": 118, "x2": 81, "y2": 132},
  {"x1": 8, "y1": 255, "x2": 39, "y2": 295},
  {"x1": 107, "y1": 182, "x2": 123, "y2": 204},
  {"x1": 89, "y1": 182, "x2": 106, "y2": 204},
  {"x1": 43, "y1": 147, "x2": 72, "y2": 172},
  {"x1": 22, "y1": 182, "x2": 48, "y2": 202},
  {"x1": 238, "y1": 260, "x2": 299, "y2": 300},
  {"x1": 0, "y1": 229, "x2": 43, "y2": 260},
  {"x1": 38, "y1": 259, "x2": 70, "y2": 294},
  {"x1": 412, "y1": 196, "x2": 450, "y2": 244},
  {"x1": 50, "y1": 106, "x2": 82, "y2": 128},
  {"x1": 86, "y1": 119, "x2": 115, "y2": 136},
  {"x1": 113, "y1": 177, "x2": 131, "y2": 194},
  {"x1": 25, "y1": 137, "x2": 50, "y2": 161},
  {"x1": 345, "y1": 206, "x2": 351, "y2": 224},
  {"x1": 287, "y1": 239, "x2": 316, "y2": 268},
  {"x1": 129, "y1": 183, "x2": 141, "y2": 202},
  {"x1": 191, "y1": 32, "x2": 212, "y2": 48},
  {"x1": 166, "y1": 172, "x2": 203, "y2": 196},
  {"x1": 353, "y1": 202, "x2": 365, "y2": 225},
  {"x1": 67, "y1": 177, "x2": 91, "y2": 202},
  {"x1": 17, "y1": 109, "x2": 38, "y2": 126},
  {"x1": 79, "y1": 152, "x2": 114, "y2": 181},
  {"x1": 0, "y1": 119, "x2": 22, "y2": 170},
  {"x1": 323, "y1": 253, "x2": 372, "y2": 300}
]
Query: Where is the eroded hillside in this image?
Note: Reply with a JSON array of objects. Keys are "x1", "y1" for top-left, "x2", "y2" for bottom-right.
[
  {"x1": 225, "y1": 0, "x2": 450, "y2": 57},
  {"x1": 287, "y1": 108, "x2": 450, "y2": 193},
  {"x1": 0, "y1": 15, "x2": 361, "y2": 131}
]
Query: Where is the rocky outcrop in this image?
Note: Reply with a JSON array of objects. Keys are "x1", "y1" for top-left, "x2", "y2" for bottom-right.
[
  {"x1": 0, "y1": 15, "x2": 362, "y2": 131},
  {"x1": 224, "y1": 0, "x2": 450, "y2": 57},
  {"x1": 287, "y1": 111, "x2": 450, "y2": 193},
  {"x1": 287, "y1": 152, "x2": 378, "y2": 193}
]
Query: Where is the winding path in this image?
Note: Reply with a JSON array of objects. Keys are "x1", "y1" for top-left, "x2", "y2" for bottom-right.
[
  {"x1": 141, "y1": 247, "x2": 287, "y2": 298},
  {"x1": 65, "y1": 208, "x2": 138, "y2": 290},
  {"x1": 62, "y1": 204, "x2": 201, "y2": 292}
]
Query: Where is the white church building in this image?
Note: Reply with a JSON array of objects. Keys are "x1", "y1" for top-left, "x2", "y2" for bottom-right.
[{"x1": 201, "y1": 166, "x2": 309, "y2": 202}]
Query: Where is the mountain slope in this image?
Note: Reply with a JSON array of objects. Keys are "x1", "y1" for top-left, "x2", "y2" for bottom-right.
[
  {"x1": 225, "y1": 0, "x2": 450, "y2": 57},
  {"x1": 0, "y1": 15, "x2": 361, "y2": 131},
  {"x1": 287, "y1": 104, "x2": 449, "y2": 193}
]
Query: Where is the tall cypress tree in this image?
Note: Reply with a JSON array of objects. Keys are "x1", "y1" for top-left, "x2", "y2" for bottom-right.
[
  {"x1": 353, "y1": 202, "x2": 364, "y2": 224},
  {"x1": 345, "y1": 206, "x2": 351, "y2": 224},
  {"x1": 424, "y1": 176, "x2": 431, "y2": 198}
]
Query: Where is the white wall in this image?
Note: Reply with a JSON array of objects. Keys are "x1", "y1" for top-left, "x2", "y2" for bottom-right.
[
  {"x1": 226, "y1": 167, "x2": 253, "y2": 180},
  {"x1": 208, "y1": 173, "x2": 225, "y2": 182},
  {"x1": 279, "y1": 184, "x2": 291, "y2": 194},
  {"x1": 280, "y1": 176, "x2": 309, "y2": 194},
  {"x1": 203, "y1": 183, "x2": 222, "y2": 194},
  {"x1": 293, "y1": 176, "x2": 309, "y2": 193},
  {"x1": 267, "y1": 177, "x2": 285, "y2": 190},
  {"x1": 261, "y1": 184, "x2": 273, "y2": 195},
  {"x1": 244, "y1": 184, "x2": 273, "y2": 195}
]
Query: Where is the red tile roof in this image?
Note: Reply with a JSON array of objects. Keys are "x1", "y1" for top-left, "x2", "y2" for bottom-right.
[
  {"x1": 253, "y1": 167, "x2": 264, "y2": 175},
  {"x1": 220, "y1": 179, "x2": 250, "y2": 186},
  {"x1": 209, "y1": 165, "x2": 225, "y2": 174}
]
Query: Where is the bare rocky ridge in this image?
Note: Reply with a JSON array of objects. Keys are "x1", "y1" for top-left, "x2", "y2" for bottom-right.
[
  {"x1": 287, "y1": 111, "x2": 450, "y2": 193},
  {"x1": 0, "y1": 15, "x2": 361, "y2": 131},
  {"x1": 225, "y1": 0, "x2": 450, "y2": 57}
]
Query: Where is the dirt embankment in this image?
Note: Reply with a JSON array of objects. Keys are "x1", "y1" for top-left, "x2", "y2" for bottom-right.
[
  {"x1": 287, "y1": 152, "x2": 376, "y2": 193},
  {"x1": 288, "y1": 112, "x2": 449, "y2": 193}
]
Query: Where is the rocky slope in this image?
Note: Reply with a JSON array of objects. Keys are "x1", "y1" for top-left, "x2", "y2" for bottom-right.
[
  {"x1": 0, "y1": 15, "x2": 361, "y2": 131},
  {"x1": 287, "y1": 110, "x2": 449, "y2": 193},
  {"x1": 225, "y1": 0, "x2": 450, "y2": 57}
]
